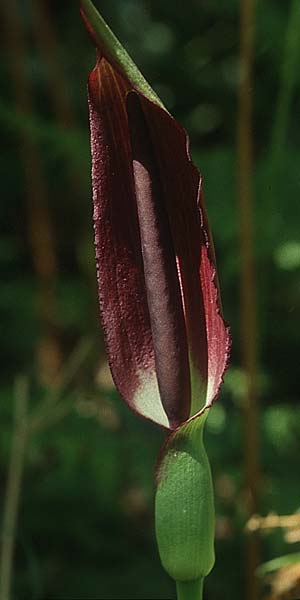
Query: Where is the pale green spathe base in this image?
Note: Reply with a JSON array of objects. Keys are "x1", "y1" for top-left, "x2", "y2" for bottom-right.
[
  {"x1": 176, "y1": 578, "x2": 204, "y2": 600},
  {"x1": 134, "y1": 369, "x2": 169, "y2": 428}
]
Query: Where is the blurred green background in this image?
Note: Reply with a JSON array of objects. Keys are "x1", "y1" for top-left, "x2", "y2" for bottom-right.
[{"x1": 0, "y1": 1, "x2": 299, "y2": 599}]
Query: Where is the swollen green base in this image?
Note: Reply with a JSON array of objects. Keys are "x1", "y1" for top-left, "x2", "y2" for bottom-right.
[
  {"x1": 176, "y1": 578, "x2": 204, "y2": 600},
  {"x1": 155, "y1": 414, "x2": 215, "y2": 581}
]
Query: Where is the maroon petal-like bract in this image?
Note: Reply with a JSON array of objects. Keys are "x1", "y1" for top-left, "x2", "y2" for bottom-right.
[{"x1": 86, "y1": 43, "x2": 230, "y2": 430}]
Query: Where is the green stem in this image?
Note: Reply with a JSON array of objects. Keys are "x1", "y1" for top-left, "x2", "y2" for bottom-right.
[
  {"x1": 80, "y1": 0, "x2": 165, "y2": 109},
  {"x1": 176, "y1": 578, "x2": 204, "y2": 600}
]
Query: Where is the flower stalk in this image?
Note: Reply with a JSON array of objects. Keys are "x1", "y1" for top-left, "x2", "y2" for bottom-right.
[{"x1": 176, "y1": 578, "x2": 204, "y2": 600}]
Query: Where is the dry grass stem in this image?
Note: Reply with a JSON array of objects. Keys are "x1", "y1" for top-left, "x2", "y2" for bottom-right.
[{"x1": 0, "y1": 377, "x2": 28, "y2": 600}]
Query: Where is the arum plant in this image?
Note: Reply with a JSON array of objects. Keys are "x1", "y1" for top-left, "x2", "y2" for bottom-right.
[{"x1": 80, "y1": 1, "x2": 230, "y2": 598}]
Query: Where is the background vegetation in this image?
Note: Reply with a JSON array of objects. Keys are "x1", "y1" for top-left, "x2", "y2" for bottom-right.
[{"x1": 0, "y1": 1, "x2": 299, "y2": 598}]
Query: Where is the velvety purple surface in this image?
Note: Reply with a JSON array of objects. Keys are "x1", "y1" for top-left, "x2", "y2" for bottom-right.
[{"x1": 88, "y1": 55, "x2": 230, "y2": 429}]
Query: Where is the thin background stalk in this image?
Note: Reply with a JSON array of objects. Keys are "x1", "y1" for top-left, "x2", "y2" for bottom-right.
[
  {"x1": 237, "y1": 0, "x2": 259, "y2": 599},
  {"x1": 31, "y1": 0, "x2": 84, "y2": 193},
  {"x1": 268, "y1": 0, "x2": 300, "y2": 172},
  {"x1": 0, "y1": 341, "x2": 92, "y2": 599},
  {"x1": 0, "y1": 378, "x2": 28, "y2": 600},
  {"x1": 1, "y1": 0, "x2": 61, "y2": 384},
  {"x1": 265, "y1": 0, "x2": 300, "y2": 244}
]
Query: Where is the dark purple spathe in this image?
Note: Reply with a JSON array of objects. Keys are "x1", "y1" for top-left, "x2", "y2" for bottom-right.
[{"x1": 88, "y1": 57, "x2": 230, "y2": 429}]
